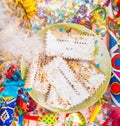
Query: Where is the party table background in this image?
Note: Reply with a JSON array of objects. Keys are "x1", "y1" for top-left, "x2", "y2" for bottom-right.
[{"x1": 0, "y1": 0, "x2": 120, "y2": 126}]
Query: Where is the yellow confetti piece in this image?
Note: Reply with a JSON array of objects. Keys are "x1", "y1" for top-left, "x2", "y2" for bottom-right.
[
  {"x1": 89, "y1": 104, "x2": 101, "y2": 123},
  {"x1": 0, "y1": 63, "x2": 4, "y2": 70},
  {"x1": 20, "y1": 57, "x2": 27, "y2": 79},
  {"x1": 12, "y1": 119, "x2": 16, "y2": 126},
  {"x1": 6, "y1": 54, "x2": 12, "y2": 61},
  {"x1": 6, "y1": 0, "x2": 12, "y2": 3}
]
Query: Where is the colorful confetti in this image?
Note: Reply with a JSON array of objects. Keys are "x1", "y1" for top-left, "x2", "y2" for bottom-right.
[{"x1": 1, "y1": 0, "x2": 120, "y2": 126}]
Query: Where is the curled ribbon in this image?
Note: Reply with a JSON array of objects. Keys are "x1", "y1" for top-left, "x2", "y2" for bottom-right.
[
  {"x1": 95, "y1": 7, "x2": 107, "y2": 21},
  {"x1": 92, "y1": 7, "x2": 107, "y2": 25}
]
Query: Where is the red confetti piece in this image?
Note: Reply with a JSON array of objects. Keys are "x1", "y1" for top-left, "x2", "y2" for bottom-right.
[
  {"x1": 24, "y1": 115, "x2": 39, "y2": 121},
  {"x1": 0, "y1": 87, "x2": 5, "y2": 92}
]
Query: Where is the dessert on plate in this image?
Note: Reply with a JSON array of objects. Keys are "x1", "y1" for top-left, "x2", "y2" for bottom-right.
[{"x1": 26, "y1": 28, "x2": 106, "y2": 110}]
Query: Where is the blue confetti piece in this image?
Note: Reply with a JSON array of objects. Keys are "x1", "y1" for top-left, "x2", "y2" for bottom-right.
[
  {"x1": 59, "y1": 28, "x2": 63, "y2": 32},
  {"x1": 100, "y1": 53, "x2": 104, "y2": 57},
  {"x1": 14, "y1": 117, "x2": 18, "y2": 121},
  {"x1": 0, "y1": 60, "x2": 3, "y2": 63},
  {"x1": 105, "y1": 92, "x2": 109, "y2": 96},
  {"x1": 89, "y1": 1, "x2": 93, "y2": 5},
  {"x1": 101, "y1": 33, "x2": 106, "y2": 37},
  {"x1": 95, "y1": 40, "x2": 98, "y2": 44},
  {"x1": 103, "y1": 117, "x2": 106, "y2": 120},
  {"x1": 96, "y1": 64, "x2": 100, "y2": 68},
  {"x1": 92, "y1": 5, "x2": 97, "y2": 9},
  {"x1": 19, "y1": 114, "x2": 24, "y2": 126},
  {"x1": 33, "y1": 110, "x2": 37, "y2": 114},
  {"x1": 48, "y1": 16, "x2": 53, "y2": 24},
  {"x1": 33, "y1": 25, "x2": 38, "y2": 33},
  {"x1": 96, "y1": 29, "x2": 100, "y2": 33},
  {"x1": 0, "y1": 74, "x2": 2, "y2": 79},
  {"x1": 67, "y1": 19, "x2": 72, "y2": 23},
  {"x1": 118, "y1": 32, "x2": 120, "y2": 36}
]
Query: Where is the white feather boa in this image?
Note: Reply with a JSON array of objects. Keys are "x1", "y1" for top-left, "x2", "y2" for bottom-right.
[{"x1": 0, "y1": 2, "x2": 43, "y2": 63}]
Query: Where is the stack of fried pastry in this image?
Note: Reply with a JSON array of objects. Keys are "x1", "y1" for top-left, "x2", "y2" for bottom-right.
[{"x1": 26, "y1": 29, "x2": 106, "y2": 110}]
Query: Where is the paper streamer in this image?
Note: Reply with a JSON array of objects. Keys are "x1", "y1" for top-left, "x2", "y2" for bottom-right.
[
  {"x1": 0, "y1": 97, "x2": 16, "y2": 125},
  {"x1": 109, "y1": 33, "x2": 120, "y2": 106},
  {"x1": 108, "y1": 3, "x2": 120, "y2": 106},
  {"x1": 92, "y1": 6, "x2": 109, "y2": 48},
  {"x1": 95, "y1": 7, "x2": 107, "y2": 21}
]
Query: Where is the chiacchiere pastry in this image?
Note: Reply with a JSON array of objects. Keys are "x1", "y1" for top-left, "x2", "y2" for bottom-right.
[
  {"x1": 25, "y1": 51, "x2": 40, "y2": 89},
  {"x1": 25, "y1": 53, "x2": 52, "y2": 94},
  {"x1": 26, "y1": 28, "x2": 106, "y2": 110},
  {"x1": 41, "y1": 57, "x2": 106, "y2": 109},
  {"x1": 67, "y1": 61, "x2": 106, "y2": 95},
  {"x1": 43, "y1": 57, "x2": 90, "y2": 109},
  {"x1": 45, "y1": 29, "x2": 95, "y2": 61}
]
